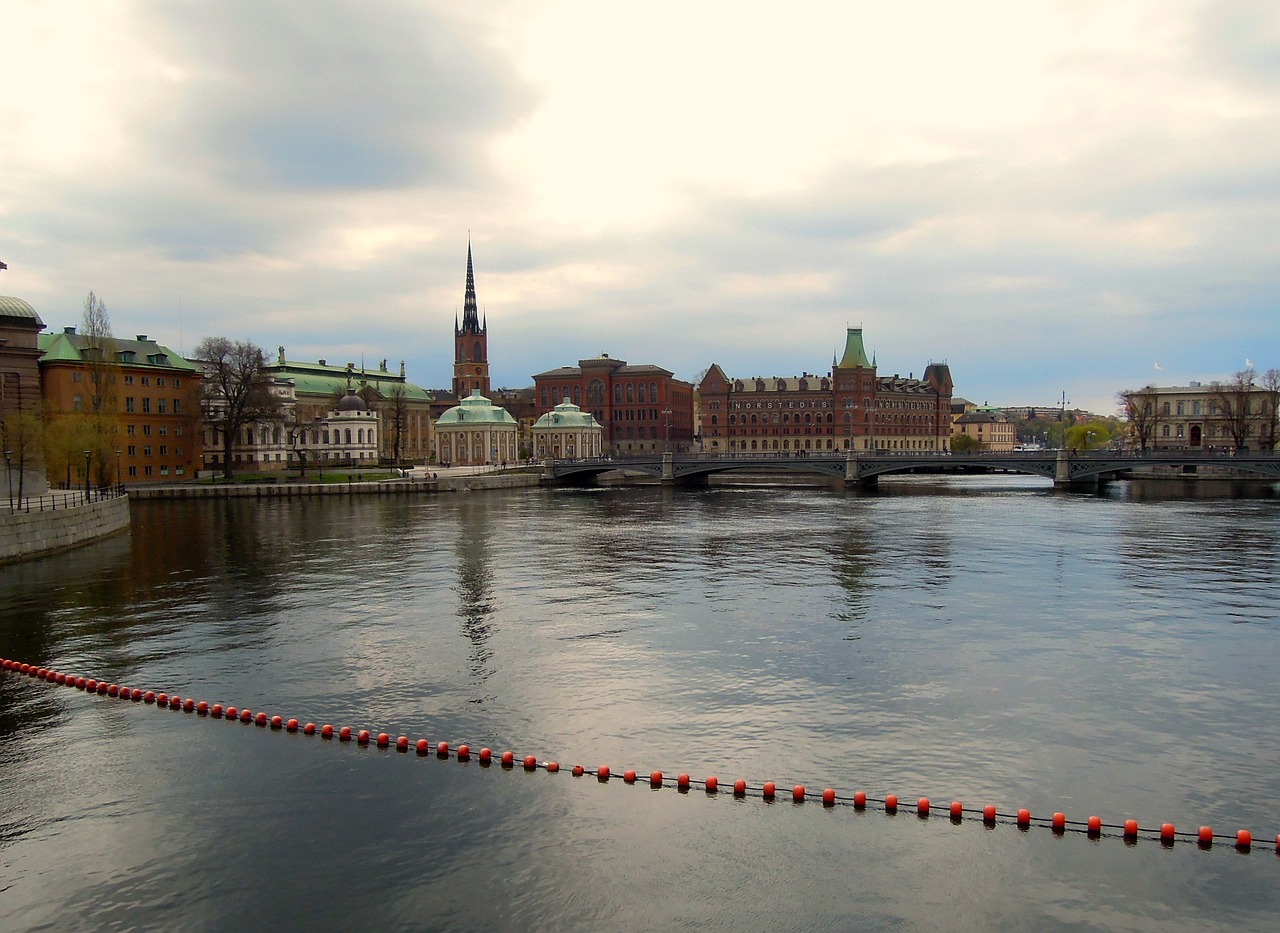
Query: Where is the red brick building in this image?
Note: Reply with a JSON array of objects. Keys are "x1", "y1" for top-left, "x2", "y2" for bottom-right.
[
  {"x1": 697, "y1": 328, "x2": 953, "y2": 454},
  {"x1": 533, "y1": 354, "x2": 694, "y2": 454}
]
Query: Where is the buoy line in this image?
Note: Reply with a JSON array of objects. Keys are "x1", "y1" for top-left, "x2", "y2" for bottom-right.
[{"x1": 2, "y1": 657, "x2": 1273, "y2": 856}]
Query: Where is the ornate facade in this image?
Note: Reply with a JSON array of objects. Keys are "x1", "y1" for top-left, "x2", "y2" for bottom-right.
[{"x1": 697, "y1": 328, "x2": 954, "y2": 454}]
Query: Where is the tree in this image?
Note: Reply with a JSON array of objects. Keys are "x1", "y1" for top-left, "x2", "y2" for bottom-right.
[
  {"x1": 42, "y1": 406, "x2": 95, "y2": 490},
  {"x1": 194, "y1": 337, "x2": 282, "y2": 479},
  {"x1": 1117, "y1": 385, "x2": 1160, "y2": 452},
  {"x1": 950, "y1": 433, "x2": 982, "y2": 452},
  {"x1": 384, "y1": 383, "x2": 408, "y2": 463},
  {"x1": 82, "y1": 291, "x2": 121, "y2": 485},
  {"x1": 2, "y1": 400, "x2": 43, "y2": 503},
  {"x1": 1210, "y1": 369, "x2": 1266, "y2": 451},
  {"x1": 1064, "y1": 421, "x2": 1112, "y2": 450},
  {"x1": 1261, "y1": 368, "x2": 1280, "y2": 451}
]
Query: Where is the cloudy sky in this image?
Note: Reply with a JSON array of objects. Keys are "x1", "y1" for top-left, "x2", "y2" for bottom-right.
[{"x1": 3, "y1": 1, "x2": 1279, "y2": 412}]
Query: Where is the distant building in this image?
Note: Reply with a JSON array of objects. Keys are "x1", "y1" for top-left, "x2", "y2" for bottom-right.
[
  {"x1": 434, "y1": 390, "x2": 519, "y2": 466},
  {"x1": 40, "y1": 326, "x2": 203, "y2": 485},
  {"x1": 264, "y1": 352, "x2": 433, "y2": 463},
  {"x1": 1139, "y1": 382, "x2": 1278, "y2": 451},
  {"x1": 697, "y1": 328, "x2": 953, "y2": 454},
  {"x1": 952, "y1": 405, "x2": 1016, "y2": 451},
  {"x1": 531, "y1": 397, "x2": 603, "y2": 459},
  {"x1": 533, "y1": 355, "x2": 694, "y2": 454}
]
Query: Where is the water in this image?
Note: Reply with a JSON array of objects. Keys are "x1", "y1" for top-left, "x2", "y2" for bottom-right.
[{"x1": 2, "y1": 476, "x2": 1279, "y2": 931}]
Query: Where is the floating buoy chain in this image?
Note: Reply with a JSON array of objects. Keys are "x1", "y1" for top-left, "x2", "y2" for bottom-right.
[{"x1": 0, "y1": 657, "x2": 1272, "y2": 855}]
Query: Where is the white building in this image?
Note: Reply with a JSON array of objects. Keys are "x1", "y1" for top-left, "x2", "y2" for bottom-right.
[{"x1": 531, "y1": 397, "x2": 603, "y2": 459}]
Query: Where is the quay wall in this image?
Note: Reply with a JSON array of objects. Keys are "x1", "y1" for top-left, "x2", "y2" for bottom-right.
[
  {"x1": 129, "y1": 473, "x2": 544, "y2": 501},
  {"x1": 0, "y1": 495, "x2": 131, "y2": 565}
]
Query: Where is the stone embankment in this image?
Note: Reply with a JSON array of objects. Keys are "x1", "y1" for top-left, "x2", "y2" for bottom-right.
[
  {"x1": 128, "y1": 471, "x2": 543, "y2": 500},
  {"x1": 0, "y1": 491, "x2": 131, "y2": 565}
]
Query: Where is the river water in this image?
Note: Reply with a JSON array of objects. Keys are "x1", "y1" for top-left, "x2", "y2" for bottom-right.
[{"x1": 2, "y1": 476, "x2": 1278, "y2": 931}]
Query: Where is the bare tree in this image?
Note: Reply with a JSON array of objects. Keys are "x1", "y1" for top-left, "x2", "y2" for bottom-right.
[
  {"x1": 384, "y1": 382, "x2": 408, "y2": 464},
  {"x1": 82, "y1": 291, "x2": 120, "y2": 485},
  {"x1": 194, "y1": 337, "x2": 281, "y2": 479},
  {"x1": 1261, "y1": 368, "x2": 1280, "y2": 451},
  {"x1": 1117, "y1": 385, "x2": 1160, "y2": 452},
  {"x1": 1209, "y1": 368, "x2": 1266, "y2": 451}
]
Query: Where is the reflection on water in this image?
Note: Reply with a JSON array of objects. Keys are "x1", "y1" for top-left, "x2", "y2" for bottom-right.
[{"x1": 1, "y1": 475, "x2": 1279, "y2": 931}]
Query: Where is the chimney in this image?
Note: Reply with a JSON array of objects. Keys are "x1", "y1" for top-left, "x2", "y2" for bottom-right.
[
  {"x1": 64, "y1": 326, "x2": 76, "y2": 335},
  {"x1": 136, "y1": 335, "x2": 148, "y2": 342}
]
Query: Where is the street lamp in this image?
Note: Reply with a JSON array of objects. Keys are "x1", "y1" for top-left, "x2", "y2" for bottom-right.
[
  {"x1": 4, "y1": 450, "x2": 12, "y2": 511},
  {"x1": 663, "y1": 409, "x2": 672, "y2": 452},
  {"x1": 83, "y1": 450, "x2": 92, "y2": 495},
  {"x1": 115, "y1": 449, "x2": 122, "y2": 492}
]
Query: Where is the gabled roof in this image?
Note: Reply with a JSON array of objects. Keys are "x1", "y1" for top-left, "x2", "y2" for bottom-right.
[{"x1": 38, "y1": 331, "x2": 200, "y2": 371}]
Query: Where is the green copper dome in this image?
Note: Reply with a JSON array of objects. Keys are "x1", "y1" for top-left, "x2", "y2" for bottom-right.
[{"x1": 435, "y1": 390, "x2": 518, "y2": 426}]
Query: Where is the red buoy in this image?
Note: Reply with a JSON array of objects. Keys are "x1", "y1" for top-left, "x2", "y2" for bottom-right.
[
  {"x1": 1236, "y1": 830, "x2": 1252, "y2": 850},
  {"x1": 734, "y1": 780, "x2": 747, "y2": 796},
  {"x1": 706, "y1": 776, "x2": 718, "y2": 793},
  {"x1": 457, "y1": 744, "x2": 470, "y2": 760},
  {"x1": 1087, "y1": 816, "x2": 1102, "y2": 835},
  {"x1": 762, "y1": 782, "x2": 776, "y2": 799},
  {"x1": 56, "y1": 673, "x2": 68, "y2": 685},
  {"x1": 501, "y1": 750, "x2": 515, "y2": 766},
  {"x1": 884, "y1": 794, "x2": 898, "y2": 812},
  {"x1": 572, "y1": 765, "x2": 584, "y2": 777},
  {"x1": 98, "y1": 683, "x2": 110, "y2": 695},
  {"x1": 107, "y1": 684, "x2": 119, "y2": 697},
  {"x1": 154, "y1": 692, "x2": 165, "y2": 705},
  {"x1": 854, "y1": 791, "x2": 867, "y2": 809},
  {"x1": 396, "y1": 736, "x2": 408, "y2": 751},
  {"x1": 254, "y1": 712, "x2": 267, "y2": 726},
  {"x1": 917, "y1": 797, "x2": 930, "y2": 816},
  {"x1": 792, "y1": 785, "x2": 806, "y2": 802},
  {"x1": 983, "y1": 805, "x2": 996, "y2": 823},
  {"x1": 547, "y1": 761, "x2": 559, "y2": 773},
  {"x1": 302, "y1": 722, "x2": 315, "y2": 735},
  {"x1": 1052, "y1": 812, "x2": 1066, "y2": 831},
  {"x1": 144, "y1": 690, "x2": 156, "y2": 704},
  {"x1": 678, "y1": 774, "x2": 691, "y2": 789},
  {"x1": 950, "y1": 801, "x2": 963, "y2": 819},
  {"x1": 1123, "y1": 819, "x2": 1139, "y2": 838},
  {"x1": 415, "y1": 738, "x2": 429, "y2": 754},
  {"x1": 479, "y1": 747, "x2": 492, "y2": 763},
  {"x1": 131, "y1": 688, "x2": 143, "y2": 701},
  {"x1": 623, "y1": 770, "x2": 637, "y2": 783},
  {"x1": 286, "y1": 718, "x2": 298, "y2": 732},
  {"x1": 376, "y1": 733, "x2": 390, "y2": 748},
  {"x1": 597, "y1": 764, "x2": 609, "y2": 780},
  {"x1": 183, "y1": 699, "x2": 195, "y2": 712},
  {"x1": 1160, "y1": 822, "x2": 1175, "y2": 842},
  {"x1": 211, "y1": 704, "x2": 224, "y2": 718},
  {"x1": 823, "y1": 788, "x2": 836, "y2": 806},
  {"x1": 339, "y1": 726, "x2": 352, "y2": 741},
  {"x1": 437, "y1": 741, "x2": 450, "y2": 756},
  {"x1": 197, "y1": 702, "x2": 209, "y2": 715},
  {"x1": 1198, "y1": 826, "x2": 1213, "y2": 846},
  {"x1": 240, "y1": 709, "x2": 253, "y2": 723},
  {"x1": 524, "y1": 755, "x2": 538, "y2": 770},
  {"x1": 650, "y1": 771, "x2": 664, "y2": 787},
  {"x1": 357, "y1": 730, "x2": 370, "y2": 745},
  {"x1": 321, "y1": 724, "x2": 334, "y2": 738},
  {"x1": 271, "y1": 715, "x2": 284, "y2": 729},
  {"x1": 1016, "y1": 808, "x2": 1031, "y2": 827}
]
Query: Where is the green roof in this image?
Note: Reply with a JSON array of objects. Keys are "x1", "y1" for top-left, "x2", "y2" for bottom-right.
[
  {"x1": 265, "y1": 360, "x2": 433, "y2": 402},
  {"x1": 533, "y1": 397, "x2": 603, "y2": 430},
  {"x1": 837, "y1": 327, "x2": 872, "y2": 369},
  {"x1": 38, "y1": 331, "x2": 200, "y2": 371},
  {"x1": 436, "y1": 391, "x2": 518, "y2": 426}
]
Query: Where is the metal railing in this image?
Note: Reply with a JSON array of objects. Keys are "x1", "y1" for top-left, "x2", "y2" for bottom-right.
[{"x1": 4, "y1": 485, "x2": 127, "y2": 514}]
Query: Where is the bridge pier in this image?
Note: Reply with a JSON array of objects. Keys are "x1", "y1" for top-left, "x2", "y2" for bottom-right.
[
  {"x1": 1053, "y1": 448, "x2": 1098, "y2": 489},
  {"x1": 661, "y1": 451, "x2": 674, "y2": 482}
]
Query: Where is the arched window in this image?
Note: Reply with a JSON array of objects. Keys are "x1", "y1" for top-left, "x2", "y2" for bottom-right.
[
  {"x1": 1192, "y1": 401, "x2": 1201, "y2": 416},
  {"x1": 1162, "y1": 401, "x2": 1171, "y2": 416},
  {"x1": 573, "y1": 385, "x2": 582, "y2": 405},
  {"x1": 540, "y1": 387, "x2": 548, "y2": 406},
  {"x1": 626, "y1": 384, "x2": 634, "y2": 404},
  {"x1": 614, "y1": 385, "x2": 622, "y2": 404},
  {"x1": 588, "y1": 379, "x2": 605, "y2": 408},
  {"x1": 1162, "y1": 425, "x2": 1170, "y2": 437},
  {"x1": 358, "y1": 429, "x2": 364, "y2": 443},
  {"x1": 345, "y1": 429, "x2": 352, "y2": 444},
  {"x1": 473, "y1": 341, "x2": 482, "y2": 362},
  {"x1": 638, "y1": 383, "x2": 647, "y2": 403},
  {"x1": 650, "y1": 382, "x2": 658, "y2": 401},
  {"x1": 711, "y1": 415, "x2": 718, "y2": 425}
]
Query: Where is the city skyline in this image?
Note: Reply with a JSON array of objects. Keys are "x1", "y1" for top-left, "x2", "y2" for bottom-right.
[{"x1": 3, "y1": 1, "x2": 1279, "y2": 413}]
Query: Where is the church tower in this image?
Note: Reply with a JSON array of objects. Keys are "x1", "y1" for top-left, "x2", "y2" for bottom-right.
[{"x1": 452, "y1": 241, "x2": 490, "y2": 398}]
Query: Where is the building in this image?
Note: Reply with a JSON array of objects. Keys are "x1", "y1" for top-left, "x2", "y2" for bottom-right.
[
  {"x1": 264, "y1": 352, "x2": 433, "y2": 463},
  {"x1": 531, "y1": 397, "x2": 604, "y2": 459},
  {"x1": 0, "y1": 296, "x2": 49, "y2": 496},
  {"x1": 952, "y1": 406, "x2": 1017, "y2": 451},
  {"x1": 697, "y1": 328, "x2": 953, "y2": 454},
  {"x1": 433, "y1": 390, "x2": 519, "y2": 466},
  {"x1": 39, "y1": 326, "x2": 203, "y2": 485},
  {"x1": 532, "y1": 355, "x2": 694, "y2": 455},
  {"x1": 453, "y1": 243, "x2": 489, "y2": 400},
  {"x1": 1132, "y1": 382, "x2": 1278, "y2": 451},
  {"x1": 199, "y1": 373, "x2": 381, "y2": 473}
]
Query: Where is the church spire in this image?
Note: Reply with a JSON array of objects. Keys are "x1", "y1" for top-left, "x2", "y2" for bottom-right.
[{"x1": 459, "y1": 241, "x2": 483, "y2": 336}]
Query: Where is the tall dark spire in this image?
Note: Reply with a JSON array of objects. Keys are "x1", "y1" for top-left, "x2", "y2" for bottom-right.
[{"x1": 459, "y1": 241, "x2": 482, "y2": 336}]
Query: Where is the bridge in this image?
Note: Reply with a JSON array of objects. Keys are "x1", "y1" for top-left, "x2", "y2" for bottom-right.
[{"x1": 547, "y1": 449, "x2": 1280, "y2": 488}]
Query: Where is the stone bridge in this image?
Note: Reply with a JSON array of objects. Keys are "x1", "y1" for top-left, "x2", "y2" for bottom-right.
[{"x1": 547, "y1": 450, "x2": 1280, "y2": 488}]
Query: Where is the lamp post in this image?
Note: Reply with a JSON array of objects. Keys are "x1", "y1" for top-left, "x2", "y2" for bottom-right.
[
  {"x1": 663, "y1": 409, "x2": 672, "y2": 453},
  {"x1": 4, "y1": 450, "x2": 12, "y2": 511},
  {"x1": 115, "y1": 449, "x2": 122, "y2": 492},
  {"x1": 83, "y1": 450, "x2": 92, "y2": 495}
]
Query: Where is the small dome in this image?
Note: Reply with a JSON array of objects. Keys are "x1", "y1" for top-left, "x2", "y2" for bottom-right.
[
  {"x1": 436, "y1": 390, "x2": 518, "y2": 426},
  {"x1": 0, "y1": 296, "x2": 44, "y2": 325},
  {"x1": 336, "y1": 389, "x2": 369, "y2": 412}
]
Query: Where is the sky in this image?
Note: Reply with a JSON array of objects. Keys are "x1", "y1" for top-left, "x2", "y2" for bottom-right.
[{"x1": 3, "y1": 0, "x2": 1279, "y2": 413}]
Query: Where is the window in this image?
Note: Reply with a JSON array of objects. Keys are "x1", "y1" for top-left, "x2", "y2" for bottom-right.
[
  {"x1": 72, "y1": 371, "x2": 82, "y2": 382},
  {"x1": 1192, "y1": 401, "x2": 1201, "y2": 416},
  {"x1": 160, "y1": 465, "x2": 169, "y2": 475},
  {"x1": 159, "y1": 425, "x2": 167, "y2": 436},
  {"x1": 160, "y1": 445, "x2": 168, "y2": 456},
  {"x1": 143, "y1": 424, "x2": 152, "y2": 436},
  {"x1": 176, "y1": 466, "x2": 184, "y2": 475},
  {"x1": 157, "y1": 377, "x2": 166, "y2": 387},
  {"x1": 124, "y1": 375, "x2": 134, "y2": 385},
  {"x1": 143, "y1": 445, "x2": 152, "y2": 457},
  {"x1": 626, "y1": 384, "x2": 634, "y2": 404},
  {"x1": 127, "y1": 445, "x2": 137, "y2": 456},
  {"x1": 614, "y1": 385, "x2": 622, "y2": 404},
  {"x1": 1162, "y1": 402, "x2": 1170, "y2": 416},
  {"x1": 73, "y1": 395, "x2": 83, "y2": 411},
  {"x1": 142, "y1": 376, "x2": 151, "y2": 386},
  {"x1": 128, "y1": 466, "x2": 137, "y2": 476},
  {"x1": 173, "y1": 378, "x2": 180, "y2": 387},
  {"x1": 125, "y1": 397, "x2": 136, "y2": 413},
  {"x1": 638, "y1": 383, "x2": 647, "y2": 403},
  {"x1": 650, "y1": 382, "x2": 658, "y2": 401},
  {"x1": 127, "y1": 424, "x2": 136, "y2": 436},
  {"x1": 1176, "y1": 401, "x2": 1184, "y2": 416},
  {"x1": 157, "y1": 399, "x2": 166, "y2": 414},
  {"x1": 144, "y1": 466, "x2": 153, "y2": 476},
  {"x1": 141, "y1": 398, "x2": 151, "y2": 413},
  {"x1": 540, "y1": 387, "x2": 548, "y2": 406}
]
